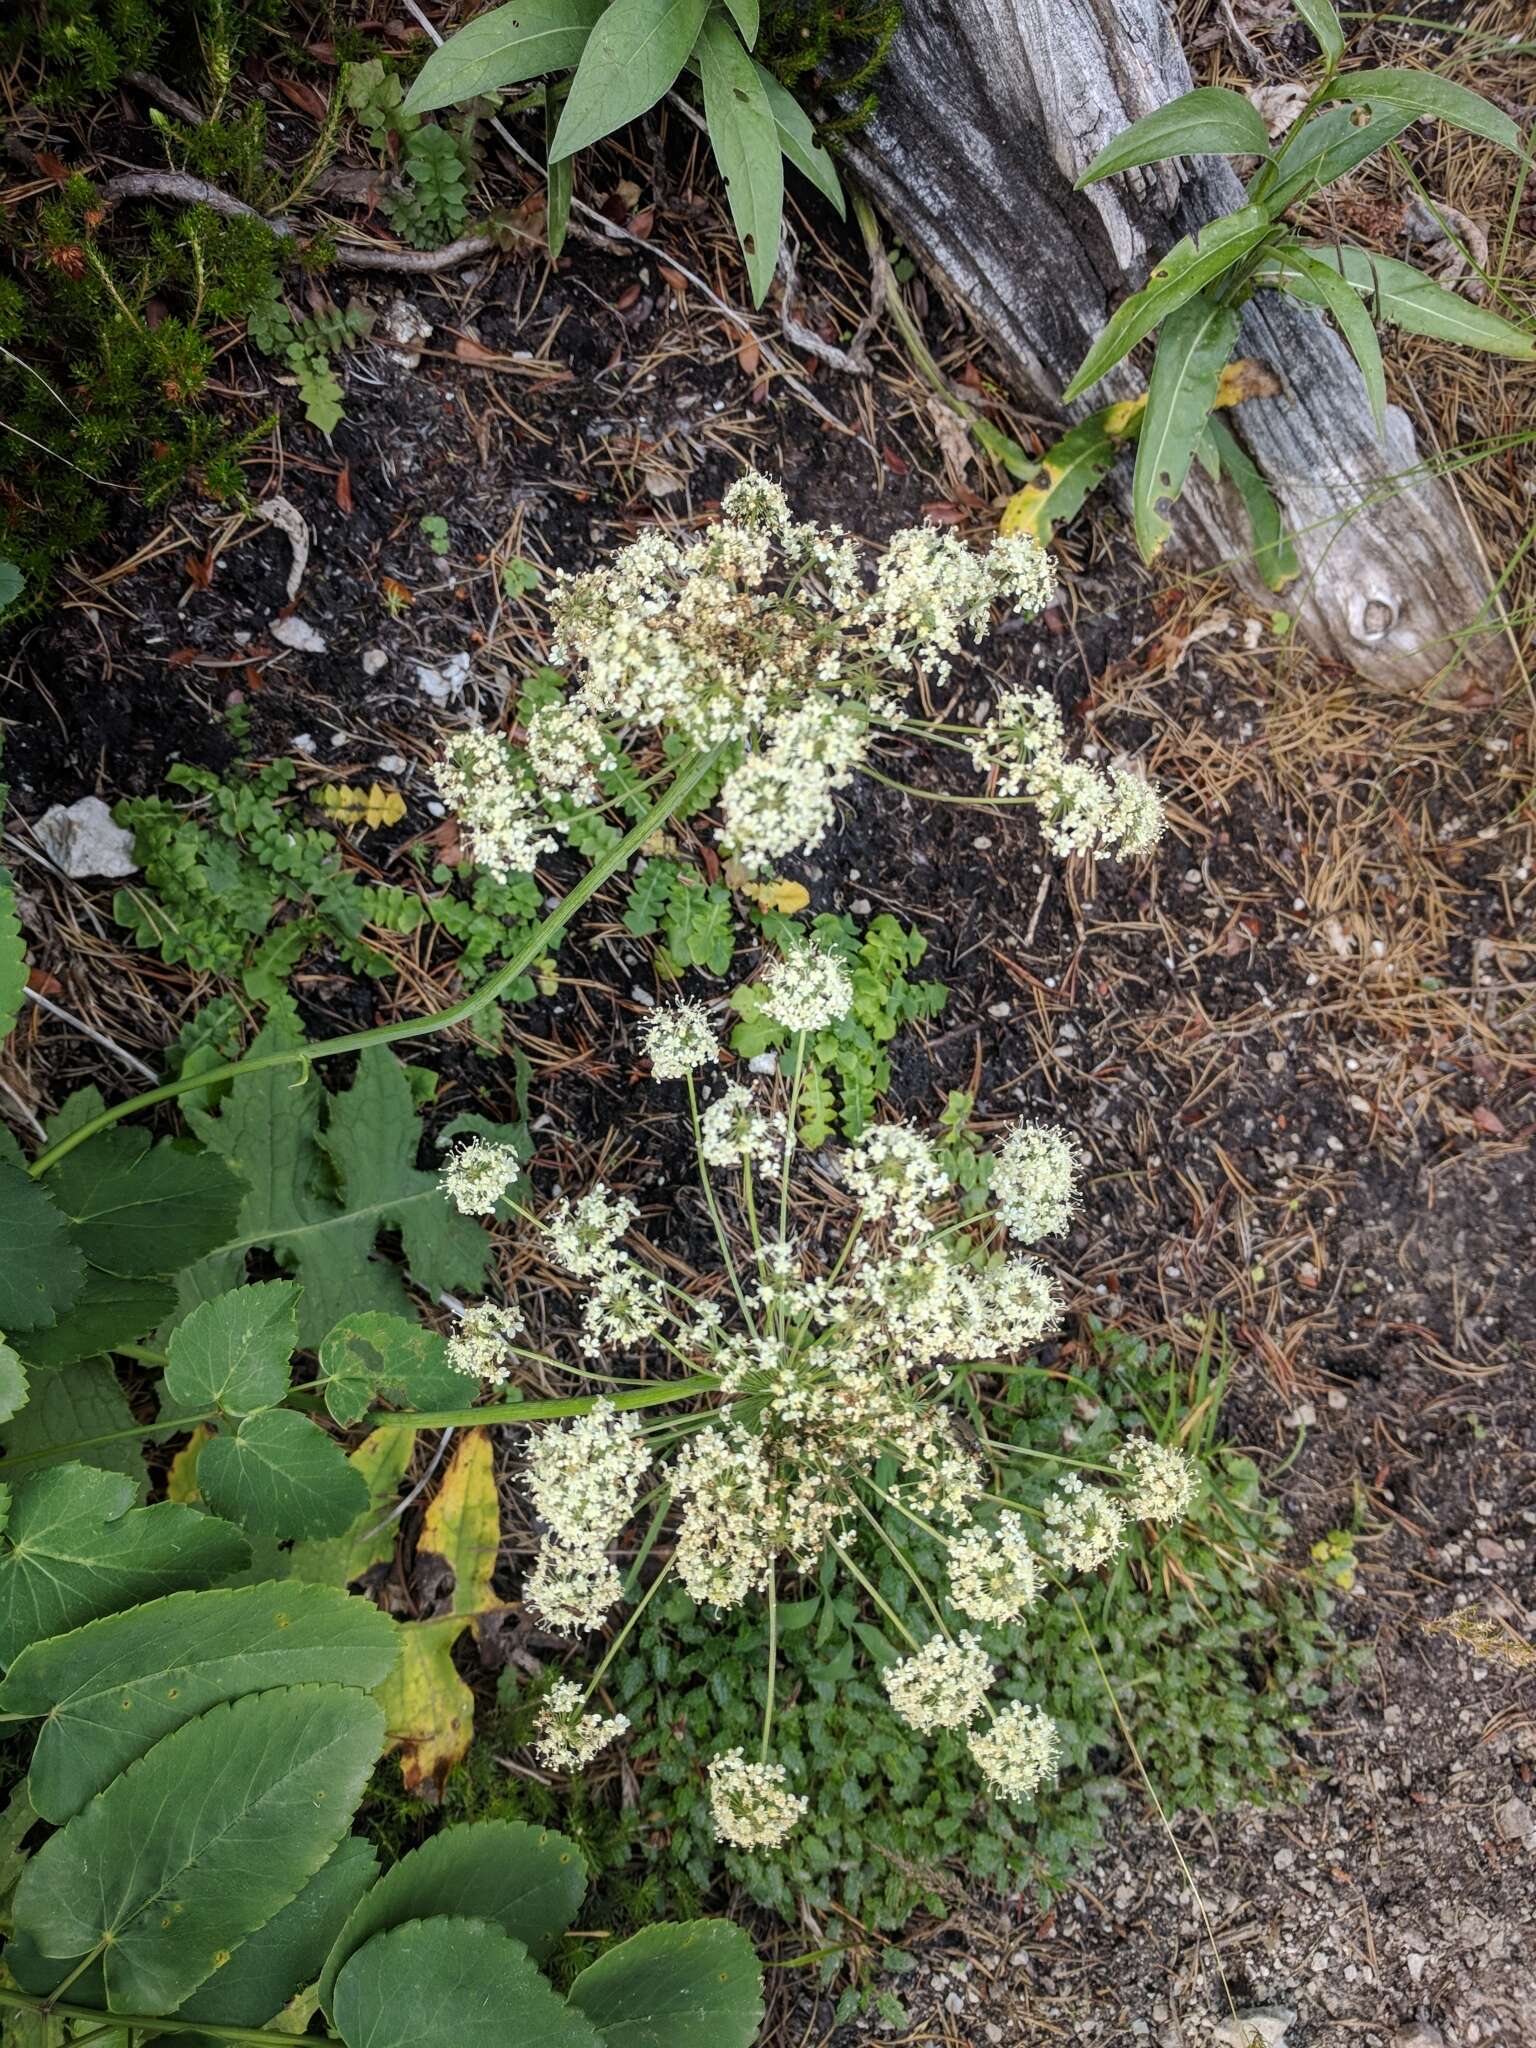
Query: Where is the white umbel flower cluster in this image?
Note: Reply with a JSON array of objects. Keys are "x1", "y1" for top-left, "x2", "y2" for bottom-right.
[
  {"x1": 757, "y1": 942, "x2": 854, "y2": 1034},
  {"x1": 533, "y1": 1679, "x2": 629, "y2": 1770},
  {"x1": 882, "y1": 1633, "x2": 995, "y2": 1732},
  {"x1": 946, "y1": 1512, "x2": 1040, "y2": 1626},
  {"x1": 844, "y1": 1123, "x2": 950, "y2": 1238},
  {"x1": 968, "y1": 1700, "x2": 1060, "y2": 1802},
  {"x1": 439, "y1": 1136, "x2": 522, "y2": 1217},
  {"x1": 1038, "y1": 1473, "x2": 1127, "y2": 1574},
  {"x1": 1113, "y1": 1437, "x2": 1200, "y2": 1522},
  {"x1": 971, "y1": 687, "x2": 1164, "y2": 859},
  {"x1": 525, "y1": 1401, "x2": 651, "y2": 1635},
  {"x1": 699, "y1": 1083, "x2": 784, "y2": 1171},
  {"x1": 707, "y1": 1749, "x2": 809, "y2": 1850},
  {"x1": 544, "y1": 1186, "x2": 638, "y2": 1279},
  {"x1": 992, "y1": 1121, "x2": 1077, "y2": 1243},
  {"x1": 431, "y1": 728, "x2": 557, "y2": 880},
  {"x1": 640, "y1": 1000, "x2": 719, "y2": 1080},
  {"x1": 445, "y1": 1301, "x2": 523, "y2": 1384}
]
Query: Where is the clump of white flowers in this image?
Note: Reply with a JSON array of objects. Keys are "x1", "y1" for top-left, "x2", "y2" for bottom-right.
[
  {"x1": 707, "y1": 1749, "x2": 809, "y2": 1850},
  {"x1": 439, "y1": 1136, "x2": 522, "y2": 1217},
  {"x1": 968, "y1": 1699, "x2": 1060, "y2": 1802},
  {"x1": 1113, "y1": 1437, "x2": 1200, "y2": 1522},
  {"x1": 1039, "y1": 1472, "x2": 1128, "y2": 1574},
  {"x1": 946, "y1": 1512, "x2": 1040, "y2": 1626},
  {"x1": 533, "y1": 1680, "x2": 629, "y2": 1770},
  {"x1": 992, "y1": 1121, "x2": 1077, "y2": 1244},
  {"x1": 445, "y1": 1301, "x2": 523, "y2": 1384},
  {"x1": 640, "y1": 999, "x2": 719, "y2": 1080},
  {"x1": 882, "y1": 1632, "x2": 995, "y2": 1732},
  {"x1": 431, "y1": 473, "x2": 1159, "y2": 892},
  {"x1": 757, "y1": 940, "x2": 854, "y2": 1034}
]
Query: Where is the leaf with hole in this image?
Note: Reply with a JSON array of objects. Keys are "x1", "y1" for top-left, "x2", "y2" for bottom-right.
[
  {"x1": 199, "y1": 1407, "x2": 368, "y2": 1541},
  {"x1": 13, "y1": 1683, "x2": 384, "y2": 2014},
  {"x1": 164, "y1": 1279, "x2": 300, "y2": 1416},
  {"x1": 1132, "y1": 291, "x2": 1241, "y2": 559},
  {"x1": 1075, "y1": 87, "x2": 1271, "y2": 187},
  {"x1": 418, "y1": 1430, "x2": 499, "y2": 1617},
  {"x1": 565, "y1": 1919, "x2": 766, "y2": 2048},
  {"x1": 0, "y1": 1462, "x2": 250, "y2": 1665},
  {"x1": 550, "y1": 0, "x2": 711, "y2": 161},
  {"x1": 1317, "y1": 67, "x2": 1522, "y2": 151},
  {"x1": 318, "y1": 1310, "x2": 466, "y2": 1427},
  {"x1": 319, "y1": 1818, "x2": 587, "y2": 2010},
  {"x1": 1, "y1": 1579, "x2": 397, "y2": 1823},
  {"x1": 402, "y1": 0, "x2": 606, "y2": 116},
  {"x1": 1063, "y1": 207, "x2": 1275, "y2": 403},
  {"x1": 1255, "y1": 102, "x2": 1414, "y2": 215},
  {"x1": 698, "y1": 10, "x2": 782, "y2": 307},
  {"x1": 332, "y1": 1915, "x2": 603, "y2": 2048}
]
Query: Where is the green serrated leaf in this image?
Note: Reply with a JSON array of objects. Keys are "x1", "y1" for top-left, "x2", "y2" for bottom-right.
[
  {"x1": 0, "y1": 861, "x2": 27, "y2": 1047},
  {"x1": 753, "y1": 63, "x2": 842, "y2": 216},
  {"x1": 286, "y1": 1427, "x2": 418, "y2": 1587},
  {"x1": 1, "y1": 1580, "x2": 397, "y2": 1823},
  {"x1": 550, "y1": 0, "x2": 711, "y2": 162},
  {"x1": 318, "y1": 1311, "x2": 467, "y2": 1426},
  {"x1": 566, "y1": 1919, "x2": 765, "y2": 2048},
  {"x1": 13, "y1": 1683, "x2": 384, "y2": 2014},
  {"x1": 0, "y1": 1164, "x2": 86, "y2": 1334},
  {"x1": 403, "y1": 0, "x2": 605, "y2": 117},
  {"x1": 1293, "y1": 0, "x2": 1345, "y2": 69},
  {"x1": 698, "y1": 11, "x2": 782, "y2": 306},
  {"x1": 0, "y1": 1462, "x2": 251, "y2": 1667},
  {"x1": 13, "y1": 1271, "x2": 176, "y2": 1372},
  {"x1": 199, "y1": 1408, "x2": 369, "y2": 1541},
  {"x1": 1133, "y1": 292, "x2": 1241, "y2": 559},
  {"x1": 1063, "y1": 207, "x2": 1274, "y2": 403},
  {"x1": 1076, "y1": 87, "x2": 1271, "y2": 188},
  {"x1": 319, "y1": 1819, "x2": 587, "y2": 2010},
  {"x1": 1204, "y1": 416, "x2": 1301, "y2": 590},
  {"x1": 1317, "y1": 66, "x2": 1522, "y2": 151},
  {"x1": 164, "y1": 1279, "x2": 300, "y2": 1416},
  {"x1": 0, "y1": 1360, "x2": 147, "y2": 1498},
  {"x1": 45, "y1": 1128, "x2": 242, "y2": 1280},
  {"x1": 1268, "y1": 236, "x2": 1385, "y2": 437},
  {"x1": 0, "y1": 1344, "x2": 26, "y2": 1426},
  {"x1": 332, "y1": 1915, "x2": 602, "y2": 2048}
]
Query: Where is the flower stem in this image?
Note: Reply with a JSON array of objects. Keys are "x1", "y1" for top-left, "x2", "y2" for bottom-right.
[
  {"x1": 0, "y1": 1990, "x2": 339, "y2": 2046},
  {"x1": 760, "y1": 1569, "x2": 778, "y2": 1762}
]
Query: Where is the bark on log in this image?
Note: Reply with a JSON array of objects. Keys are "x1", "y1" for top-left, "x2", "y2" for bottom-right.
[{"x1": 845, "y1": 0, "x2": 1504, "y2": 690}]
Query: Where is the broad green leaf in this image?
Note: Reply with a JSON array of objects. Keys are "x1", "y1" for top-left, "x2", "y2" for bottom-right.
[
  {"x1": 402, "y1": 0, "x2": 606, "y2": 116},
  {"x1": 46, "y1": 1128, "x2": 242, "y2": 1280},
  {"x1": 14, "y1": 1683, "x2": 384, "y2": 2014},
  {"x1": 566, "y1": 1919, "x2": 765, "y2": 2048},
  {"x1": 0, "y1": 1360, "x2": 146, "y2": 1497},
  {"x1": 550, "y1": 0, "x2": 711, "y2": 162},
  {"x1": 698, "y1": 10, "x2": 782, "y2": 306},
  {"x1": 1205, "y1": 416, "x2": 1300, "y2": 589},
  {"x1": 1264, "y1": 243, "x2": 1535, "y2": 359},
  {"x1": 1133, "y1": 292, "x2": 1241, "y2": 559},
  {"x1": 199, "y1": 1408, "x2": 368, "y2": 1541},
  {"x1": 172, "y1": 1838, "x2": 379, "y2": 2041},
  {"x1": 1063, "y1": 207, "x2": 1275, "y2": 402},
  {"x1": 1318, "y1": 67, "x2": 1522, "y2": 151},
  {"x1": 0, "y1": 1462, "x2": 250, "y2": 1665},
  {"x1": 318, "y1": 1310, "x2": 466, "y2": 1426},
  {"x1": 331, "y1": 1916, "x2": 602, "y2": 2048},
  {"x1": 719, "y1": 0, "x2": 757, "y2": 43},
  {"x1": 1269, "y1": 236, "x2": 1385, "y2": 436},
  {"x1": 13, "y1": 1270, "x2": 175, "y2": 1371},
  {"x1": 1256, "y1": 102, "x2": 1413, "y2": 214},
  {"x1": 0, "y1": 559, "x2": 22, "y2": 614},
  {"x1": 319, "y1": 1819, "x2": 587, "y2": 2010},
  {"x1": 0, "y1": 1344, "x2": 27, "y2": 1426},
  {"x1": 1076, "y1": 87, "x2": 1271, "y2": 187},
  {"x1": 754, "y1": 64, "x2": 843, "y2": 216},
  {"x1": 2, "y1": 1580, "x2": 397, "y2": 1823},
  {"x1": 164, "y1": 1280, "x2": 300, "y2": 1416},
  {"x1": 0, "y1": 861, "x2": 26, "y2": 1047},
  {"x1": 287, "y1": 1427, "x2": 418, "y2": 1586},
  {"x1": 1293, "y1": 0, "x2": 1344, "y2": 69},
  {"x1": 0, "y1": 1164, "x2": 85, "y2": 1333}
]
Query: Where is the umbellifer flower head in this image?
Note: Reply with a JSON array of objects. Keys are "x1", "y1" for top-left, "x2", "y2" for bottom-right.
[
  {"x1": 968, "y1": 1699, "x2": 1060, "y2": 1801},
  {"x1": 946, "y1": 1512, "x2": 1040, "y2": 1626},
  {"x1": 533, "y1": 1678, "x2": 629, "y2": 1770},
  {"x1": 1039, "y1": 1474, "x2": 1126, "y2": 1574},
  {"x1": 526, "y1": 1399, "x2": 651, "y2": 1552},
  {"x1": 640, "y1": 999, "x2": 719, "y2": 1080},
  {"x1": 439, "y1": 1135, "x2": 522, "y2": 1217},
  {"x1": 445, "y1": 1300, "x2": 524, "y2": 1385},
  {"x1": 432, "y1": 727, "x2": 557, "y2": 880},
  {"x1": 707, "y1": 1748, "x2": 808, "y2": 1849},
  {"x1": 1112, "y1": 1437, "x2": 1199, "y2": 1523},
  {"x1": 991, "y1": 1121, "x2": 1077, "y2": 1244},
  {"x1": 757, "y1": 942, "x2": 853, "y2": 1033},
  {"x1": 882, "y1": 1632, "x2": 994, "y2": 1732}
]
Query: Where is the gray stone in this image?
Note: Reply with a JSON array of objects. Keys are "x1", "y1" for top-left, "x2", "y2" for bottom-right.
[
  {"x1": 1393, "y1": 2026, "x2": 1445, "y2": 2048},
  {"x1": 1214, "y1": 2010, "x2": 1296, "y2": 2048},
  {"x1": 32, "y1": 795, "x2": 137, "y2": 879}
]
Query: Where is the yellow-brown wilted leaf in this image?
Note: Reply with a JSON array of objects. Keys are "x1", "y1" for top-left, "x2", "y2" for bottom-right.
[
  {"x1": 376, "y1": 1614, "x2": 475, "y2": 1794},
  {"x1": 419, "y1": 1429, "x2": 498, "y2": 1621},
  {"x1": 166, "y1": 1424, "x2": 212, "y2": 1504},
  {"x1": 315, "y1": 781, "x2": 406, "y2": 832},
  {"x1": 738, "y1": 877, "x2": 811, "y2": 914},
  {"x1": 1214, "y1": 357, "x2": 1282, "y2": 407}
]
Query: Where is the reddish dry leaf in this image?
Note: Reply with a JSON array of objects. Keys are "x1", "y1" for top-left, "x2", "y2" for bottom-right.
[
  {"x1": 658, "y1": 265, "x2": 687, "y2": 293},
  {"x1": 183, "y1": 551, "x2": 214, "y2": 589},
  {"x1": 35, "y1": 151, "x2": 71, "y2": 185},
  {"x1": 335, "y1": 462, "x2": 354, "y2": 516},
  {"x1": 920, "y1": 501, "x2": 967, "y2": 525},
  {"x1": 1471, "y1": 1105, "x2": 1507, "y2": 1136},
  {"x1": 615, "y1": 283, "x2": 641, "y2": 312},
  {"x1": 737, "y1": 337, "x2": 761, "y2": 377},
  {"x1": 165, "y1": 647, "x2": 202, "y2": 668},
  {"x1": 274, "y1": 76, "x2": 330, "y2": 120},
  {"x1": 881, "y1": 447, "x2": 909, "y2": 476},
  {"x1": 629, "y1": 207, "x2": 655, "y2": 238},
  {"x1": 380, "y1": 575, "x2": 413, "y2": 609},
  {"x1": 453, "y1": 335, "x2": 506, "y2": 366},
  {"x1": 26, "y1": 968, "x2": 63, "y2": 998}
]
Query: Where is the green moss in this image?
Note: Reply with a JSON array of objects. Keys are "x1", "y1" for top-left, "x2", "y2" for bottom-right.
[{"x1": 757, "y1": 0, "x2": 904, "y2": 135}]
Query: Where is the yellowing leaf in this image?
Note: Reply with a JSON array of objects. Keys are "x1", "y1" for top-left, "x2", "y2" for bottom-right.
[
  {"x1": 737, "y1": 877, "x2": 811, "y2": 914},
  {"x1": 287, "y1": 1427, "x2": 419, "y2": 1587},
  {"x1": 315, "y1": 782, "x2": 407, "y2": 833},
  {"x1": 375, "y1": 1613, "x2": 475, "y2": 1795},
  {"x1": 419, "y1": 1429, "x2": 498, "y2": 1622},
  {"x1": 166, "y1": 1424, "x2": 212, "y2": 1504}
]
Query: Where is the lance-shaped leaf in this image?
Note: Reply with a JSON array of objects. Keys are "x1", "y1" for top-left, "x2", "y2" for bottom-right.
[
  {"x1": 1205, "y1": 416, "x2": 1300, "y2": 590},
  {"x1": 331, "y1": 1916, "x2": 602, "y2": 2048},
  {"x1": 0, "y1": 1163, "x2": 85, "y2": 1334},
  {"x1": 755, "y1": 63, "x2": 843, "y2": 215},
  {"x1": 1063, "y1": 207, "x2": 1274, "y2": 402},
  {"x1": 1267, "y1": 237, "x2": 1385, "y2": 437},
  {"x1": 419, "y1": 1429, "x2": 499, "y2": 1617},
  {"x1": 45, "y1": 1127, "x2": 242, "y2": 1279},
  {"x1": 0, "y1": 861, "x2": 26, "y2": 1048},
  {"x1": 999, "y1": 411, "x2": 1124, "y2": 547},
  {"x1": 1262, "y1": 243, "x2": 1536, "y2": 359},
  {"x1": 13, "y1": 1684, "x2": 384, "y2": 2014},
  {"x1": 318, "y1": 1310, "x2": 466, "y2": 1427},
  {"x1": 1318, "y1": 67, "x2": 1522, "y2": 151},
  {"x1": 551, "y1": 0, "x2": 711, "y2": 162},
  {"x1": 719, "y1": 0, "x2": 757, "y2": 42},
  {"x1": 402, "y1": 0, "x2": 606, "y2": 116},
  {"x1": 1293, "y1": 0, "x2": 1345, "y2": 69},
  {"x1": 1076, "y1": 87, "x2": 1271, "y2": 187},
  {"x1": 1, "y1": 1580, "x2": 398, "y2": 1823},
  {"x1": 0, "y1": 1463, "x2": 250, "y2": 1666},
  {"x1": 698, "y1": 10, "x2": 782, "y2": 306},
  {"x1": 547, "y1": 86, "x2": 574, "y2": 257},
  {"x1": 199, "y1": 1407, "x2": 368, "y2": 1541},
  {"x1": 1256, "y1": 101, "x2": 1414, "y2": 215},
  {"x1": 566, "y1": 1919, "x2": 766, "y2": 2048},
  {"x1": 164, "y1": 1279, "x2": 300, "y2": 1416},
  {"x1": 319, "y1": 1819, "x2": 587, "y2": 2010},
  {"x1": 1132, "y1": 292, "x2": 1241, "y2": 559}
]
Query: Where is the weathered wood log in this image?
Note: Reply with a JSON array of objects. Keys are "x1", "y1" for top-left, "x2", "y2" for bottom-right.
[{"x1": 844, "y1": 0, "x2": 1505, "y2": 690}]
